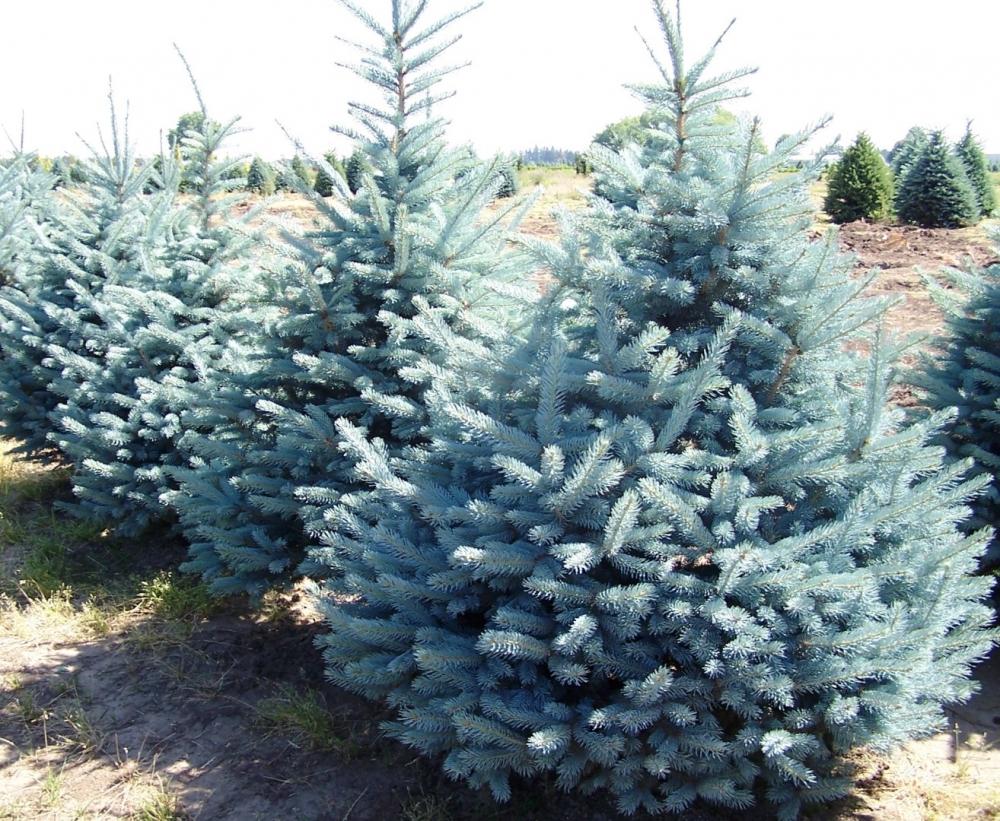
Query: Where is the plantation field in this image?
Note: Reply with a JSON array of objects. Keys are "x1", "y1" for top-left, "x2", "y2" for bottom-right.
[{"x1": 2, "y1": 174, "x2": 1000, "y2": 820}]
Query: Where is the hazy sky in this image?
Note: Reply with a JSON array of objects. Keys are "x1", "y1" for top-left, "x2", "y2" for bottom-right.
[{"x1": 2, "y1": 1, "x2": 998, "y2": 160}]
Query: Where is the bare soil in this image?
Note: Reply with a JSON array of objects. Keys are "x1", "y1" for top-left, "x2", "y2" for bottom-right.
[{"x1": 836, "y1": 221, "x2": 1000, "y2": 339}]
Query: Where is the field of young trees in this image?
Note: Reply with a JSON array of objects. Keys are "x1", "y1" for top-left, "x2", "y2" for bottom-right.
[{"x1": 1, "y1": 1, "x2": 999, "y2": 819}]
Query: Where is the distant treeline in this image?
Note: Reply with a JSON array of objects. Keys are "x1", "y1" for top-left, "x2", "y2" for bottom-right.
[{"x1": 515, "y1": 146, "x2": 579, "y2": 166}]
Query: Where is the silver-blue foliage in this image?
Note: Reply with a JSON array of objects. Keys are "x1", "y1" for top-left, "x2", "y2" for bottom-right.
[
  {"x1": 46, "y1": 75, "x2": 261, "y2": 535},
  {"x1": 310, "y1": 3, "x2": 997, "y2": 816},
  {"x1": 912, "y1": 237, "x2": 1000, "y2": 571},
  {"x1": 167, "y1": 0, "x2": 536, "y2": 596},
  {"x1": 0, "y1": 95, "x2": 159, "y2": 456}
]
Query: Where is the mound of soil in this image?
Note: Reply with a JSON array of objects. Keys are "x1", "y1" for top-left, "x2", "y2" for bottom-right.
[{"x1": 835, "y1": 221, "x2": 998, "y2": 338}]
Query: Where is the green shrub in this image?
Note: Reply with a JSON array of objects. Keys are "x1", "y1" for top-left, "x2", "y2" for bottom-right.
[{"x1": 823, "y1": 133, "x2": 893, "y2": 223}]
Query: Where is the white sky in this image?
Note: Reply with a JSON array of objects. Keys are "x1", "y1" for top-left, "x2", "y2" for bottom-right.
[{"x1": 2, "y1": 1, "x2": 998, "y2": 161}]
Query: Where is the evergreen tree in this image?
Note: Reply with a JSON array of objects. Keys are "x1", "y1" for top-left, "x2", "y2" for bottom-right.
[
  {"x1": 142, "y1": 153, "x2": 167, "y2": 194},
  {"x1": 0, "y1": 154, "x2": 51, "y2": 287},
  {"x1": 823, "y1": 132, "x2": 893, "y2": 223},
  {"x1": 167, "y1": 110, "x2": 225, "y2": 192},
  {"x1": 273, "y1": 162, "x2": 297, "y2": 192},
  {"x1": 50, "y1": 157, "x2": 71, "y2": 189},
  {"x1": 314, "y1": 163, "x2": 336, "y2": 196},
  {"x1": 912, "y1": 245, "x2": 1000, "y2": 572},
  {"x1": 955, "y1": 125, "x2": 996, "y2": 218},
  {"x1": 344, "y1": 149, "x2": 365, "y2": 194},
  {"x1": 67, "y1": 157, "x2": 88, "y2": 185},
  {"x1": 247, "y1": 156, "x2": 275, "y2": 195},
  {"x1": 896, "y1": 132, "x2": 979, "y2": 228},
  {"x1": 167, "y1": 111, "x2": 205, "y2": 150},
  {"x1": 889, "y1": 126, "x2": 928, "y2": 178},
  {"x1": 312, "y1": 4, "x2": 996, "y2": 816},
  {"x1": 46, "y1": 65, "x2": 261, "y2": 535},
  {"x1": 223, "y1": 159, "x2": 251, "y2": 183},
  {"x1": 0, "y1": 94, "x2": 158, "y2": 456},
  {"x1": 291, "y1": 154, "x2": 313, "y2": 188},
  {"x1": 495, "y1": 159, "x2": 519, "y2": 198},
  {"x1": 324, "y1": 150, "x2": 347, "y2": 182},
  {"x1": 594, "y1": 113, "x2": 655, "y2": 151},
  {"x1": 166, "y1": 0, "x2": 534, "y2": 596}
]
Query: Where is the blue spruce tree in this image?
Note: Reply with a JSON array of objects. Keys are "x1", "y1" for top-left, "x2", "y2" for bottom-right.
[
  {"x1": 46, "y1": 66, "x2": 259, "y2": 536},
  {"x1": 311, "y1": 3, "x2": 997, "y2": 817},
  {"x1": 912, "y1": 239, "x2": 1000, "y2": 573},
  {"x1": 0, "y1": 95, "x2": 159, "y2": 456},
  {"x1": 166, "y1": 0, "x2": 535, "y2": 596},
  {"x1": 889, "y1": 126, "x2": 928, "y2": 178},
  {"x1": 895, "y1": 131, "x2": 979, "y2": 228},
  {"x1": 0, "y1": 152, "x2": 52, "y2": 287},
  {"x1": 955, "y1": 124, "x2": 997, "y2": 219}
]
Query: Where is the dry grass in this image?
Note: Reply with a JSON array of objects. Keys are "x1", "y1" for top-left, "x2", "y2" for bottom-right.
[{"x1": 843, "y1": 743, "x2": 1000, "y2": 820}]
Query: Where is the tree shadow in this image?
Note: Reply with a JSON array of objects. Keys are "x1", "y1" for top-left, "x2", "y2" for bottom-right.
[{"x1": 0, "y1": 591, "x2": 644, "y2": 820}]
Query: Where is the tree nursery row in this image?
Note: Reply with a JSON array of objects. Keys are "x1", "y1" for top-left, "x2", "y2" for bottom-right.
[{"x1": 0, "y1": 1, "x2": 997, "y2": 817}]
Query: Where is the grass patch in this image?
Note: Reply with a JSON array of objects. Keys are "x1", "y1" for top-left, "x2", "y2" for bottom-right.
[
  {"x1": 516, "y1": 165, "x2": 586, "y2": 199},
  {"x1": 135, "y1": 571, "x2": 218, "y2": 622},
  {"x1": 40, "y1": 765, "x2": 62, "y2": 806},
  {"x1": 10, "y1": 514, "x2": 108, "y2": 598},
  {"x1": 0, "y1": 441, "x2": 67, "y2": 502},
  {"x1": 0, "y1": 441, "x2": 128, "y2": 605},
  {"x1": 0, "y1": 584, "x2": 123, "y2": 643},
  {"x1": 0, "y1": 441, "x2": 222, "y2": 653},
  {"x1": 0, "y1": 668, "x2": 104, "y2": 758},
  {"x1": 0, "y1": 802, "x2": 31, "y2": 820},
  {"x1": 11, "y1": 687, "x2": 46, "y2": 725},
  {"x1": 401, "y1": 793, "x2": 454, "y2": 821},
  {"x1": 255, "y1": 684, "x2": 365, "y2": 756},
  {"x1": 129, "y1": 780, "x2": 186, "y2": 821},
  {"x1": 58, "y1": 696, "x2": 103, "y2": 754}
]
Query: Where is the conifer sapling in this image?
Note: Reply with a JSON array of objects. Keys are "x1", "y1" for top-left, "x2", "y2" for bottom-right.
[
  {"x1": 823, "y1": 132, "x2": 893, "y2": 223},
  {"x1": 896, "y1": 131, "x2": 979, "y2": 228},
  {"x1": 0, "y1": 93, "x2": 158, "y2": 455},
  {"x1": 955, "y1": 124, "x2": 996, "y2": 218},
  {"x1": 47, "y1": 59, "x2": 259, "y2": 535},
  {"x1": 167, "y1": 0, "x2": 536, "y2": 596},
  {"x1": 912, "y1": 239, "x2": 1000, "y2": 571},
  {"x1": 312, "y1": 3, "x2": 996, "y2": 817},
  {"x1": 889, "y1": 126, "x2": 928, "y2": 178}
]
